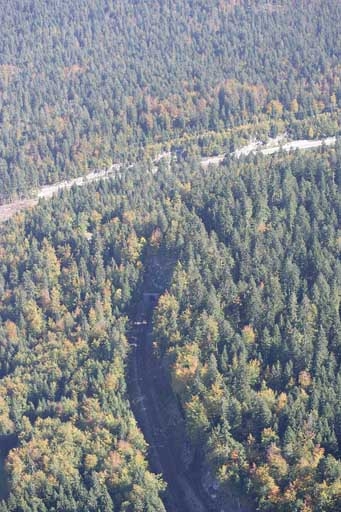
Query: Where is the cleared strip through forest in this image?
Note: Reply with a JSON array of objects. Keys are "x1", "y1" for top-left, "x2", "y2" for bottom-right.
[{"x1": 127, "y1": 258, "x2": 255, "y2": 512}]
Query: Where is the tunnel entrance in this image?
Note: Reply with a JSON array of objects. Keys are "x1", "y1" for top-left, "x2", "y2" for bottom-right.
[{"x1": 143, "y1": 292, "x2": 160, "y2": 305}]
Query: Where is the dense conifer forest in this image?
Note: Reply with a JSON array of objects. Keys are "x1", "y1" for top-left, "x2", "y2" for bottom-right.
[
  {"x1": 0, "y1": 0, "x2": 341, "y2": 201},
  {"x1": 0, "y1": 1, "x2": 341, "y2": 511},
  {"x1": 0, "y1": 143, "x2": 340, "y2": 510}
]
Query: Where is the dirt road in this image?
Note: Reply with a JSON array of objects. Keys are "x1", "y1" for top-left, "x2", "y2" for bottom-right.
[
  {"x1": 0, "y1": 136, "x2": 337, "y2": 224},
  {"x1": 201, "y1": 135, "x2": 337, "y2": 167},
  {"x1": 0, "y1": 199, "x2": 38, "y2": 223}
]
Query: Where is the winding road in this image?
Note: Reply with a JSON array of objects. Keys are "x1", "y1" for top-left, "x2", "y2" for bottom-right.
[
  {"x1": 201, "y1": 135, "x2": 337, "y2": 167},
  {"x1": 0, "y1": 135, "x2": 337, "y2": 224}
]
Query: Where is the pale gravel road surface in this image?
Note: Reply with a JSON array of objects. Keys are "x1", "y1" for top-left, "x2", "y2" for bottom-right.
[
  {"x1": 201, "y1": 136, "x2": 337, "y2": 167},
  {"x1": 0, "y1": 136, "x2": 337, "y2": 223}
]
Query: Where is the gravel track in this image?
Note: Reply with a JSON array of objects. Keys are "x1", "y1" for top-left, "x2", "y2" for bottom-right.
[{"x1": 0, "y1": 136, "x2": 337, "y2": 224}]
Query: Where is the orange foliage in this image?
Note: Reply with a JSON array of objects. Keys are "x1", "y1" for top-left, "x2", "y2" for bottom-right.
[
  {"x1": 242, "y1": 324, "x2": 256, "y2": 344},
  {"x1": 62, "y1": 64, "x2": 86, "y2": 79},
  {"x1": 257, "y1": 222, "x2": 270, "y2": 233},
  {"x1": 5, "y1": 320, "x2": 18, "y2": 342},
  {"x1": 299, "y1": 370, "x2": 312, "y2": 388}
]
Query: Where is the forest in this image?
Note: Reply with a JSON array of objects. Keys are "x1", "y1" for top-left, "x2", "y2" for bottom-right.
[
  {"x1": 0, "y1": 142, "x2": 340, "y2": 510},
  {"x1": 0, "y1": 1, "x2": 341, "y2": 511},
  {"x1": 0, "y1": 0, "x2": 341, "y2": 201}
]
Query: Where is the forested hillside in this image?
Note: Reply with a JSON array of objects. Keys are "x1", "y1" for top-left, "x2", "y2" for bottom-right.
[
  {"x1": 1, "y1": 1, "x2": 341, "y2": 511},
  {"x1": 0, "y1": 175, "x2": 167, "y2": 511},
  {"x1": 0, "y1": 142, "x2": 340, "y2": 510},
  {"x1": 152, "y1": 147, "x2": 341, "y2": 511},
  {"x1": 0, "y1": 0, "x2": 341, "y2": 200}
]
